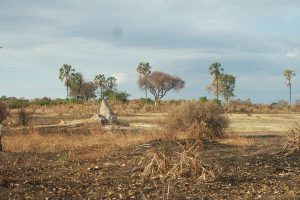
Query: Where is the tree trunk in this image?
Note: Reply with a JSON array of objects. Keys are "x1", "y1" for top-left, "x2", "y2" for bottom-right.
[
  {"x1": 67, "y1": 85, "x2": 69, "y2": 99},
  {"x1": 289, "y1": 84, "x2": 292, "y2": 106},
  {"x1": 154, "y1": 97, "x2": 159, "y2": 106},
  {"x1": 145, "y1": 87, "x2": 148, "y2": 102},
  {"x1": 0, "y1": 125, "x2": 2, "y2": 152},
  {"x1": 216, "y1": 78, "x2": 219, "y2": 101}
]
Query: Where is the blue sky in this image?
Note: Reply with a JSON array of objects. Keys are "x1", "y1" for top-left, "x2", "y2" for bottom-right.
[{"x1": 0, "y1": 0, "x2": 300, "y2": 103}]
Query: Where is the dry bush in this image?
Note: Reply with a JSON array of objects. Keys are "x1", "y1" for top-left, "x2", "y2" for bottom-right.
[
  {"x1": 284, "y1": 123, "x2": 300, "y2": 153},
  {"x1": 17, "y1": 106, "x2": 36, "y2": 126},
  {"x1": 135, "y1": 141, "x2": 218, "y2": 183},
  {"x1": 0, "y1": 101, "x2": 9, "y2": 124},
  {"x1": 164, "y1": 101, "x2": 229, "y2": 139}
]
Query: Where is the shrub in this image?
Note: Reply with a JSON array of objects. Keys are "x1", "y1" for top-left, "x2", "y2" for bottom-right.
[
  {"x1": 284, "y1": 123, "x2": 300, "y2": 153},
  {"x1": 103, "y1": 89, "x2": 130, "y2": 103},
  {"x1": 164, "y1": 101, "x2": 229, "y2": 139},
  {"x1": 5, "y1": 97, "x2": 29, "y2": 109},
  {"x1": 17, "y1": 106, "x2": 36, "y2": 126},
  {"x1": 199, "y1": 96, "x2": 208, "y2": 103},
  {"x1": 0, "y1": 101, "x2": 9, "y2": 124},
  {"x1": 210, "y1": 98, "x2": 222, "y2": 105}
]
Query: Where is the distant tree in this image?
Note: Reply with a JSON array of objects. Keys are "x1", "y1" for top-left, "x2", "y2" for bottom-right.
[
  {"x1": 138, "y1": 71, "x2": 185, "y2": 106},
  {"x1": 283, "y1": 69, "x2": 295, "y2": 105},
  {"x1": 103, "y1": 90, "x2": 130, "y2": 103},
  {"x1": 59, "y1": 64, "x2": 75, "y2": 99},
  {"x1": 136, "y1": 62, "x2": 151, "y2": 100},
  {"x1": 206, "y1": 73, "x2": 236, "y2": 103},
  {"x1": 106, "y1": 76, "x2": 117, "y2": 90},
  {"x1": 220, "y1": 74, "x2": 236, "y2": 103},
  {"x1": 199, "y1": 96, "x2": 208, "y2": 103},
  {"x1": 69, "y1": 72, "x2": 84, "y2": 98},
  {"x1": 94, "y1": 74, "x2": 106, "y2": 99},
  {"x1": 208, "y1": 62, "x2": 223, "y2": 101},
  {"x1": 81, "y1": 82, "x2": 97, "y2": 100}
]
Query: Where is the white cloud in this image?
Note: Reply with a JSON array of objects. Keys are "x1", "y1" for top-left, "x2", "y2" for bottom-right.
[
  {"x1": 112, "y1": 72, "x2": 126, "y2": 84},
  {"x1": 286, "y1": 49, "x2": 298, "y2": 58}
]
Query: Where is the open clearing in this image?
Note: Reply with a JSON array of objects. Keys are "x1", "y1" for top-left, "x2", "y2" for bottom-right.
[{"x1": 1, "y1": 112, "x2": 300, "y2": 199}]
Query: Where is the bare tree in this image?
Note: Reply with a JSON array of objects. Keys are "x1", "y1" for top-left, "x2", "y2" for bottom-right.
[{"x1": 138, "y1": 71, "x2": 185, "y2": 106}]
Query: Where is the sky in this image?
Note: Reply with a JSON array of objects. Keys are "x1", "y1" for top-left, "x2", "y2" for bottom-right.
[{"x1": 1, "y1": 0, "x2": 300, "y2": 103}]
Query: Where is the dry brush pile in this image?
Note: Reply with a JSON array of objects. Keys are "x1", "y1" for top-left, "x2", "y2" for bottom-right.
[
  {"x1": 164, "y1": 101, "x2": 229, "y2": 139},
  {"x1": 284, "y1": 123, "x2": 300, "y2": 154},
  {"x1": 133, "y1": 141, "x2": 220, "y2": 184}
]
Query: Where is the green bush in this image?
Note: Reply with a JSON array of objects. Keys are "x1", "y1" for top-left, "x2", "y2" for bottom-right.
[
  {"x1": 199, "y1": 96, "x2": 208, "y2": 103},
  {"x1": 103, "y1": 89, "x2": 130, "y2": 103},
  {"x1": 4, "y1": 97, "x2": 29, "y2": 109}
]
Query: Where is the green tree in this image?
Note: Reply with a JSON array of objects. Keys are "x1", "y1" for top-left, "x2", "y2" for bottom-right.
[
  {"x1": 94, "y1": 74, "x2": 106, "y2": 99},
  {"x1": 220, "y1": 74, "x2": 236, "y2": 103},
  {"x1": 103, "y1": 90, "x2": 130, "y2": 103},
  {"x1": 59, "y1": 64, "x2": 75, "y2": 99},
  {"x1": 208, "y1": 62, "x2": 223, "y2": 101},
  {"x1": 206, "y1": 73, "x2": 236, "y2": 103},
  {"x1": 283, "y1": 69, "x2": 295, "y2": 105},
  {"x1": 106, "y1": 76, "x2": 117, "y2": 90},
  {"x1": 69, "y1": 72, "x2": 84, "y2": 98},
  {"x1": 136, "y1": 62, "x2": 151, "y2": 99}
]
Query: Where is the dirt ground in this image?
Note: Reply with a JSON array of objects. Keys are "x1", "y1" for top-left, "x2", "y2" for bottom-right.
[{"x1": 1, "y1": 112, "x2": 300, "y2": 199}]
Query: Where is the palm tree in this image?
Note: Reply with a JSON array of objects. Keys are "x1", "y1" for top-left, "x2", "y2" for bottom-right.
[
  {"x1": 208, "y1": 62, "x2": 223, "y2": 101},
  {"x1": 283, "y1": 69, "x2": 296, "y2": 105},
  {"x1": 59, "y1": 64, "x2": 75, "y2": 99},
  {"x1": 94, "y1": 74, "x2": 106, "y2": 99},
  {"x1": 106, "y1": 76, "x2": 117, "y2": 90},
  {"x1": 136, "y1": 62, "x2": 151, "y2": 99}
]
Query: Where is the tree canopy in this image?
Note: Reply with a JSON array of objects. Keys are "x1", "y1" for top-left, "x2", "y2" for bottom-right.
[{"x1": 138, "y1": 71, "x2": 185, "y2": 105}]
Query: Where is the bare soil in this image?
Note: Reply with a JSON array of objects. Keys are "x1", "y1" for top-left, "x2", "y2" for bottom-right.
[{"x1": 1, "y1": 133, "x2": 299, "y2": 199}]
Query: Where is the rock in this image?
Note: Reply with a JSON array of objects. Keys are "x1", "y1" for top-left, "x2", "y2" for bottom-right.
[{"x1": 99, "y1": 100, "x2": 117, "y2": 123}]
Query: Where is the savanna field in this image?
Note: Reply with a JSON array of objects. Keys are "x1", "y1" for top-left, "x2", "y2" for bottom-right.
[{"x1": 1, "y1": 100, "x2": 300, "y2": 200}]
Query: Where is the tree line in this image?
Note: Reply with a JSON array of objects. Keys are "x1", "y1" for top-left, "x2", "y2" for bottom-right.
[
  {"x1": 59, "y1": 62, "x2": 296, "y2": 106},
  {"x1": 58, "y1": 64, "x2": 129, "y2": 102}
]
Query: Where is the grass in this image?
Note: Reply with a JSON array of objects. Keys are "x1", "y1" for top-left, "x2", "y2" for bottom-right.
[
  {"x1": 1, "y1": 126, "x2": 174, "y2": 156},
  {"x1": 2, "y1": 111, "x2": 299, "y2": 154},
  {"x1": 228, "y1": 113, "x2": 300, "y2": 133}
]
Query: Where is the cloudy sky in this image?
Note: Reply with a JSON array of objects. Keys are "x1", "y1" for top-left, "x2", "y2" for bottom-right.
[{"x1": 1, "y1": 0, "x2": 300, "y2": 103}]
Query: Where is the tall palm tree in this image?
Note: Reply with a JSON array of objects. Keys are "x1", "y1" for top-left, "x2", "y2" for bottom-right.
[
  {"x1": 208, "y1": 62, "x2": 223, "y2": 101},
  {"x1": 59, "y1": 64, "x2": 75, "y2": 99},
  {"x1": 94, "y1": 74, "x2": 106, "y2": 99},
  {"x1": 283, "y1": 69, "x2": 295, "y2": 105},
  {"x1": 136, "y1": 62, "x2": 151, "y2": 99}
]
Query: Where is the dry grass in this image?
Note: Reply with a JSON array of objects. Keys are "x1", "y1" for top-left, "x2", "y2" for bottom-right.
[
  {"x1": 284, "y1": 123, "x2": 300, "y2": 153},
  {"x1": 2, "y1": 126, "x2": 171, "y2": 156},
  {"x1": 135, "y1": 141, "x2": 218, "y2": 183}
]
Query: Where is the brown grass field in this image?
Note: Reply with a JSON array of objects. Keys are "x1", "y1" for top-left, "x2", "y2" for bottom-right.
[{"x1": 1, "y1": 104, "x2": 300, "y2": 199}]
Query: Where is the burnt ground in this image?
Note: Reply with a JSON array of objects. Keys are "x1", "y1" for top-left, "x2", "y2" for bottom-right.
[{"x1": 0, "y1": 135, "x2": 300, "y2": 200}]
